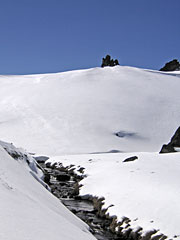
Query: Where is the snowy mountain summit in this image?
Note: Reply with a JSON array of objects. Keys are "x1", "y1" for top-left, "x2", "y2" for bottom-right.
[{"x1": 0, "y1": 65, "x2": 180, "y2": 155}]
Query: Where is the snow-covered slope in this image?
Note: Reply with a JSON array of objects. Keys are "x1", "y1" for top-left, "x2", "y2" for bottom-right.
[
  {"x1": 0, "y1": 66, "x2": 179, "y2": 155},
  {"x1": 48, "y1": 152, "x2": 180, "y2": 239},
  {"x1": 0, "y1": 141, "x2": 95, "y2": 240},
  {"x1": 1, "y1": 66, "x2": 180, "y2": 239}
]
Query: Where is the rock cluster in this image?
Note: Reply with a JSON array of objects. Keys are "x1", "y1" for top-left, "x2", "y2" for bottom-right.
[
  {"x1": 101, "y1": 55, "x2": 119, "y2": 67},
  {"x1": 160, "y1": 59, "x2": 180, "y2": 71},
  {"x1": 160, "y1": 126, "x2": 180, "y2": 153}
]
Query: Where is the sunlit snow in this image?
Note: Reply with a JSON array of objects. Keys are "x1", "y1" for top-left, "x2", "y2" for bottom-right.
[
  {"x1": 0, "y1": 66, "x2": 180, "y2": 239},
  {"x1": 0, "y1": 141, "x2": 95, "y2": 240},
  {"x1": 0, "y1": 66, "x2": 179, "y2": 155}
]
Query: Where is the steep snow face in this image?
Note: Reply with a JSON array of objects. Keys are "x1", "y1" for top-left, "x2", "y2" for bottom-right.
[
  {"x1": 0, "y1": 66, "x2": 179, "y2": 155},
  {"x1": 0, "y1": 142, "x2": 95, "y2": 240}
]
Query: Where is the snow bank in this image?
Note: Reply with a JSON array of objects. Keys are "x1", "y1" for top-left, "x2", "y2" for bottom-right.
[{"x1": 0, "y1": 142, "x2": 95, "y2": 240}]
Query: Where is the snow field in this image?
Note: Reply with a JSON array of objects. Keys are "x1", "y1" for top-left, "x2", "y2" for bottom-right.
[
  {"x1": 48, "y1": 152, "x2": 180, "y2": 239},
  {"x1": 0, "y1": 66, "x2": 179, "y2": 155},
  {"x1": 0, "y1": 65, "x2": 180, "y2": 239}
]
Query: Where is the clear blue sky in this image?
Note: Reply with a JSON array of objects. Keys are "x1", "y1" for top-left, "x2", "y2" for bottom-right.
[{"x1": 0, "y1": 0, "x2": 180, "y2": 74}]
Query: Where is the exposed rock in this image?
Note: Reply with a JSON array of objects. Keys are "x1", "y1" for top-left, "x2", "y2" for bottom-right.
[
  {"x1": 34, "y1": 156, "x2": 49, "y2": 163},
  {"x1": 160, "y1": 126, "x2": 180, "y2": 153},
  {"x1": 44, "y1": 173, "x2": 50, "y2": 184},
  {"x1": 77, "y1": 167, "x2": 85, "y2": 174},
  {"x1": 45, "y1": 162, "x2": 51, "y2": 168},
  {"x1": 160, "y1": 59, "x2": 180, "y2": 71},
  {"x1": 159, "y1": 144, "x2": 176, "y2": 154},
  {"x1": 101, "y1": 55, "x2": 119, "y2": 67},
  {"x1": 123, "y1": 156, "x2": 138, "y2": 162},
  {"x1": 170, "y1": 126, "x2": 180, "y2": 147},
  {"x1": 56, "y1": 173, "x2": 71, "y2": 181}
]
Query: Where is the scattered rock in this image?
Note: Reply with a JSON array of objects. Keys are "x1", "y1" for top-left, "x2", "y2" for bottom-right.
[
  {"x1": 160, "y1": 59, "x2": 180, "y2": 71},
  {"x1": 123, "y1": 156, "x2": 138, "y2": 162}
]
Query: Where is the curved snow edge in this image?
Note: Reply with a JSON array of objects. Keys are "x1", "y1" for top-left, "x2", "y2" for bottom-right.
[
  {"x1": 0, "y1": 140, "x2": 50, "y2": 191},
  {"x1": 80, "y1": 194, "x2": 168, "y2": 240}
]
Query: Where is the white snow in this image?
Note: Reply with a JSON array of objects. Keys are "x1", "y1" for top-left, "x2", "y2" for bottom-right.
[
  {"x1": 0, "y1": 141, "x2": 95, "y2": 240},
  {"x1": 48, "y1": 152, "x2": 180, "y2": 239},
  {"x1": 0, "y1": 65, "x2": 180, "y2": 239},
  {"x1": 0, "y1": 66, "x2": 179, "y2": 155}
]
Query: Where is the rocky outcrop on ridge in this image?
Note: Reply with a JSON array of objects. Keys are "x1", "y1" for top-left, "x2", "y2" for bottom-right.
[
  {"x1": 160, "y1": 126, "x2": 180, "y2": 153},
  {"x1": 160, "y1": 59, "x2": 180, "y2": 71},
  {"x1": 101, "y1": 55, "x2": 119, "y2": 67}
]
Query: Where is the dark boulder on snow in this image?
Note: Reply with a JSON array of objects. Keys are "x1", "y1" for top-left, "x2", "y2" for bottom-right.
[
  {"x1": 160, "y1": 59, "x2": 180, "y2": 71},
  {"x1": 160, "y1": 126, "x2": 180, "y2": 153},
  {"x1": 123, "y1": 156, "x2": 138, "y2": 162},
  {"x1": 101, "y1": 55, "x2": 119, "y2": 67}
]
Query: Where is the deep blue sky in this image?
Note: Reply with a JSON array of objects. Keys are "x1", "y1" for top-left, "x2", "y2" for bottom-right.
[{"x1": 0, "y1": 0, "x2": 180, "y2": 74}]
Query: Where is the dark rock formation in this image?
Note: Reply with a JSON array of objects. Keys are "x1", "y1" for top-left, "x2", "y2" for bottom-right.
[
  {"x1": 123, "y1": 156, "x2": 138, "y2": 162},
  {"x1": 160, "y1": 126, "x2": 180, "y2": 153},
  {"x1": 170, "y1": 126, "x2": 180, "y2": 147},
  {"x1": 56, "y1": 173, "x2": 71, "y2": 181},
  {"x1": 44, "y1": 173, "x2": 50, "y2": 184},
  {"x1": 160, "y1": 144, "x2": 176, "y2": 154},
  {"x1": 160, "y1": 59, "x2": 180, "y2": 71},
  {"x1": 101, "y1": 55, "x2": 119, "y2": 67},
  {"x1": 34, "y1": 156, "x2": 49, "y2": 163}
]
